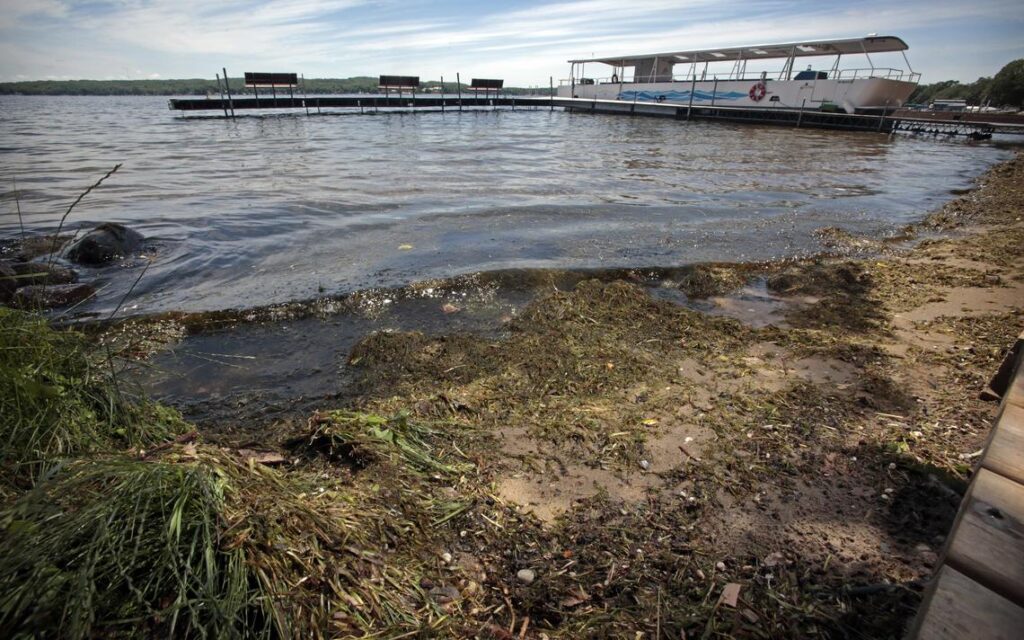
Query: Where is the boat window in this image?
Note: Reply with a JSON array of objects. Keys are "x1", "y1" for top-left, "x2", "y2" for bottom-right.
[{"x1": 794, "y1": 70, "x2": 828, "y2": 80}]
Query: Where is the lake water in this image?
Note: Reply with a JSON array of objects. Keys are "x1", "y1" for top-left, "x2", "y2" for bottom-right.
[{"x1": 0, "y1": 95, "x2": 1018, "y2": 317}]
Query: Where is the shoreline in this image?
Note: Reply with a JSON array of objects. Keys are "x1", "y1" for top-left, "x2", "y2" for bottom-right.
[
  {"x1": 3, "y1": 153, "x2": 1022, "y2": 637},
  {"x1": 132, "y1": 154, "x2": 1024, "y2": 633}
]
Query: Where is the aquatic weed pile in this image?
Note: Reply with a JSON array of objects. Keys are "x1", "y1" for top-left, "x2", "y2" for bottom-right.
[
  {"x1": 0, "y1": 445, "x2": 435, "y2": 638},
  {"x1": 0, "y1": 311, "x2": 482, "y2": 638}
]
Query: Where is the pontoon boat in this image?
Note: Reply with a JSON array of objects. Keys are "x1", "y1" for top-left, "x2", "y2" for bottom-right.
[{"x1": 558, "y1": 36, "x2": 919, "y2": 114}]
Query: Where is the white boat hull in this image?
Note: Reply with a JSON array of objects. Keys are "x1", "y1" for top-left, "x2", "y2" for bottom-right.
[{"x1": 557, "y1": 77, "x2": 916, "y2": 113}]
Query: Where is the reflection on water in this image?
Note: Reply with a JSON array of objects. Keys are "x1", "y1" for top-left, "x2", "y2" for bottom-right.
[{"x1": 0, "y1": 95, "x2": 1017, "y2": 316}]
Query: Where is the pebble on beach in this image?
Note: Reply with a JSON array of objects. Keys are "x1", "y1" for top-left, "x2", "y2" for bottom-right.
[{"x1": 516, "y1": 568, "x2": 535, "y2": 585}]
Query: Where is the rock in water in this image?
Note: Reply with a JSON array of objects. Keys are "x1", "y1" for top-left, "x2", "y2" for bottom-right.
[
  {"x1": 64, "y1": 223, "x2": 143, "y2": 265},
  {"x1": 11, "y1": 262, "x2": 77, "y2": 286},
  {"x1": 0, "y1": 262, "x2": 17, "y2": 304},
  {"x1": 12, "y1": 283, "x2": 95, "y2": 309}
]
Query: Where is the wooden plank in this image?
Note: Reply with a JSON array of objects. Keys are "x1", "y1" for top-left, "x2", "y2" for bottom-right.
[
  {"x1": 913, "y1": 565, "x2": 1024, "y2": 639},
  {"x1": 983, "y1": 403, "x2": 1024, "y2": 485},
  {"x1": 984, "y1": 332, "x2": 1022, "y2": 399},
  {"x1": 946, "y1": 468, "x2": 1024, "y2": 606},
  {"x1": 1005, "y1": 364, "x2": 1024, "y2": 409}
]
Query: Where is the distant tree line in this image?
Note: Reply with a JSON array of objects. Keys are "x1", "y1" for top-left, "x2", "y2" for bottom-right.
[
  {"x1": 909, "y1": 59, "x2": 1024, "y2": 108},
  {"x1": 0, "y1": 76, "x2": 550, "y2": 96}
]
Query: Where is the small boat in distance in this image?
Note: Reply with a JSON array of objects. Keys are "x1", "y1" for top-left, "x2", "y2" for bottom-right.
[{"x1": 557, "y1": 35, "x2": 920, "y2": 114}]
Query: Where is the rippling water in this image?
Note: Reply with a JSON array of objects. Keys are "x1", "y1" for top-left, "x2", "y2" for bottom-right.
[{"x1": 0, "y1": 95, "x2": 1017, "y2": 316}]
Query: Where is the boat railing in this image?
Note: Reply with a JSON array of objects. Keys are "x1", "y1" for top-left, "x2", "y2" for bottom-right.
[
  {"x1": 833, "y1": 68, "x2": 920, "y2": 82},
  {"x1": 561, "y1": 68, "x2": 920, "y2": 87}
]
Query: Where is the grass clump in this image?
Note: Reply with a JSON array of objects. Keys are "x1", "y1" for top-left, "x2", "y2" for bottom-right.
[
  {"x1": 0, "y1": 446, "x2": 412, "y2": 639},
  {"x1": 0, "y1": 308, "x2": 184, "y2": 487}
]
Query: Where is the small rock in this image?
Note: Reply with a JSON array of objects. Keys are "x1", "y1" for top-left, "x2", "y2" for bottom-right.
[
  {"x1": 441, "y1": 303, "x2": 460, "y2": 314},
  {"x1": 441, "y1": 552, "x2": 453, "y2": 564},
  {"x1": 516, "y1": 568, "x2": 535, "y2": 585},
  {"x1": 12, "y1": 283, "x2": 95, "y2": 309},
  {"x1": 6, "y1": 234, "x2": 70, "y2": 261},
  {"x1": 984, "y1": 274, "x2": 1001, "y2": 285},
  {"x1": 715, "y1": 561, "x2": 727, "y2": 572},
  {"x1": 64, "y1": 223, "x2": 144, "y2": 265},
  {"x1": 428, "y1": 584, "x2": 461, "y2": 604},
  {"x1": 639, "y1": 459, "x2": 651, "y2": 470},
  {"x1": 762, "y1": 552, "x2": 785, "y2": 568}
]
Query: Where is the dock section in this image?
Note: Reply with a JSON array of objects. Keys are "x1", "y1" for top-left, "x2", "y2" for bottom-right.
[
  {"x1": 167, "y1": 95, "x2": 1022, "y2": 137},
  {"x1": 909, "y1": 330, "x2": 1024, "y2": 639}
]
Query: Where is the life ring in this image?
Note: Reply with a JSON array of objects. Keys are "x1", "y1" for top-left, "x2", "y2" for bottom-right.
[{"x1": 749, "y1": 82, "x2": 767, "y2": 101}]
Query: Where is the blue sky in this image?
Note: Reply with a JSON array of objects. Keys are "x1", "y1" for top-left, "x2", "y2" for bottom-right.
[{"x1": 0, "y1": 0, "x2": 1021, "y2": 85}]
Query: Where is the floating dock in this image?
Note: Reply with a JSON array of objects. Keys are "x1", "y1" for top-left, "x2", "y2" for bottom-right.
[{"x1": 168, "y1": 94, "x2": 1023, "y2": 137}]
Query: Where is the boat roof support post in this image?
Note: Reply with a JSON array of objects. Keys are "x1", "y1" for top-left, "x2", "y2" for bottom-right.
[
  {"x1": 831, "y1": 54, "x2": 841, "y2": 76},
  {"x1": 861, "y1": 41, "x2": 875, "y2": 73},
  {"x1": 901, "y1": 50, "x2": 915, "y2": 74}
]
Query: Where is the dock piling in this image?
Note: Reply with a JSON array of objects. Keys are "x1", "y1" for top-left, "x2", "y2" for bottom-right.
[
  {"x1": 550, "y1": 76, "x2": 554, "y2": 112},
  {"x1": 441, "y1": 76, "x2": 445, "y2": 113},
  {"x1": 457, "y1": 73, "x2": 462, "y2": 112},
  {"x1": 301, "y1": 74, "x2": 309, "y2": 116},
  {"x1": 222, "y1": 67, "x2": 235, "y2": 118},
  {"x1": 797, "y1": 99, "x2": 805, "y2": 128},
  {"x1": 215, "y1": 73, "x2": 229, "y2": 118}
]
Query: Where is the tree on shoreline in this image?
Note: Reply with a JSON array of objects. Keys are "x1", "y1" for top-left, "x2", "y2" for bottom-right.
[{"x1": 988, "y1": 59, "x2": 1024, "y2": 108}]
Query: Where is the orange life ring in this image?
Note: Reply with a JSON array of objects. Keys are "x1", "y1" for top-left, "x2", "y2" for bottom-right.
[{"x1": 749, "y1": 82, "x2": 767, "y2": 101}]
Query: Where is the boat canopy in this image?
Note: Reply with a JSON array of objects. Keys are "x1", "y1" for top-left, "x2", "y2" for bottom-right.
[{"x1": 568, "y1": 35, "x2": 909, "y2": 67}]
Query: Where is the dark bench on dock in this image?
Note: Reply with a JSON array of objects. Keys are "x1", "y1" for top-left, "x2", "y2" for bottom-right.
[
  {"x1": 378, "y1": 75, "x2": 420, "y2": 99},
  {"x1": 469, "y1": 78, "x2": 503, "y2": 99},
  {"x1": 909, "y1": 330, "x2": 1024, "y2": 639},
  {"x1": 244, "y1": 72, "x2": 299, "y2": 108}
]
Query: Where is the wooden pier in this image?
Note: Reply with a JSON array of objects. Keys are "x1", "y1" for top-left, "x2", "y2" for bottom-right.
[
  {"x1": 167, "y1": 94, "x2": 1023, "y2": 137},
  {"x1": 909, "y1": 330, "x2": 1024, "y2": 639}
]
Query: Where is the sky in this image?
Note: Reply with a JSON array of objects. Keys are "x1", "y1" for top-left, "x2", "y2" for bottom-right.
[{"x1": 0, "y1": 0, "x2": 1021, "y2": 85}]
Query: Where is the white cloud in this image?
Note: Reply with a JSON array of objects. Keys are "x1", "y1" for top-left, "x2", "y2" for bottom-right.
[{"x1": 0, "y1": 0, "x2": 1020, "y2": 83}]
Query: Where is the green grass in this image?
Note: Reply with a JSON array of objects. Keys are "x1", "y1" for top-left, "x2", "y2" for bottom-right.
[
  {"x1": 0, "y1": 447, "x2": 407, "y2": 639},
  {"x1": 0, "y1": 308, "x2": 184, "y2": 488}
]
